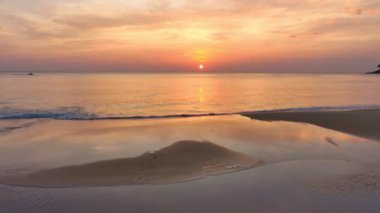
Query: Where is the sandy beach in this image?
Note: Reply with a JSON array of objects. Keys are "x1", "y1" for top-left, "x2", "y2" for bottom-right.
[
  {"x1": 243, "y1": 109, "x2": 380, "y2": 141},
  {"x1": 0, "y1": 112, "x2": 380, "y2": 212}
]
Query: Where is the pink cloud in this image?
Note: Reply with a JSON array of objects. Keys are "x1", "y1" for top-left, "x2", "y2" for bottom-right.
[{"x1": 344, "y1": 6, "x2": 378, "y2": 15}]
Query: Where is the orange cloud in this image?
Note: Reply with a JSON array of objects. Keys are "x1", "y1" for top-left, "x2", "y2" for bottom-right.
[{"x1": 0, "y1": 0, "x2": 379, "y2": 72}]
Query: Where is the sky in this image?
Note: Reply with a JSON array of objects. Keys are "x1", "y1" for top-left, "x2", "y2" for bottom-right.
[{"x1": 0, "y1": 0, "x2": 379, "y2": 73}]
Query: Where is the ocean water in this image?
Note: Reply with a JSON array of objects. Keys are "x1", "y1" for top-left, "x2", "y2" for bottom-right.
[{"x1": 0, "y1": 73, "x2": 379, "y2": 119}]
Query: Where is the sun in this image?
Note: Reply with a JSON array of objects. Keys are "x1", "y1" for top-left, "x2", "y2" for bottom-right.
[{"x1": 199, "y1": 64, "x2": 204, "y2": 70}]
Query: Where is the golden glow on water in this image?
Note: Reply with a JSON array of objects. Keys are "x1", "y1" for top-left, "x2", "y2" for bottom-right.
[
  {"x1": 1, "y1": 74, "x2": 380, "y2": 118},
  {"x1": 198, "y1": 87, "x2": 205, "y2": 103}
]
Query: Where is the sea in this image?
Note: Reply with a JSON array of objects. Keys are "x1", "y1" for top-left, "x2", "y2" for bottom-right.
[{"x1": 0, "y1": 72, "x2": 379, "y2": 120}]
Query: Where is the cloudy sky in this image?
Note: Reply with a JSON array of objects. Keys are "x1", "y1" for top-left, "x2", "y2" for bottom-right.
[{"x1": 0, "y1": 0, "x2": 379, "y2": 72}]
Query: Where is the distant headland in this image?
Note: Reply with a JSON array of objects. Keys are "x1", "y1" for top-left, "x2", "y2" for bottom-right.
[{"x1": 367, "y1": 64, "x2": 380, "y2": 74}]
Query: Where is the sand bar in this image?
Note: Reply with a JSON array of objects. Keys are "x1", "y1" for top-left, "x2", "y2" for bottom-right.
[{"x1": 1, "y1": 141, "x2": 261, "y2": 187}]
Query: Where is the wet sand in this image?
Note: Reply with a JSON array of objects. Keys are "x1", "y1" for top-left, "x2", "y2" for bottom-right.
[
  {"x1": 1, "y1": 160, "x2": 378, "y2": 213},
  {"x1": 1, "y1": 115, "x2": 380, "y2": 212},
  {"x1": 2, "y1": 141, "x2": 261, "y2": 187},
  {"x1": 314, "y1": 168, "x2": 380, "y2": 194},
  {"x1": 243, "y1": 109, "x2": 380, "y2": 141}
]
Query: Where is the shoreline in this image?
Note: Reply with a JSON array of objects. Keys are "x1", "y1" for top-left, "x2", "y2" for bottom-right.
[
  {"x1": 1, "y1": 105, "x2": 379, "y2": 121},
  {"x1": 2, "y1": 106, "x2": 380, "y2": 142}
]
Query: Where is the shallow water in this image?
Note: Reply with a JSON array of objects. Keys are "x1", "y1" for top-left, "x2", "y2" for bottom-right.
[{"x1": 0, "y1": 115, "x2": 379, "y2": 175}]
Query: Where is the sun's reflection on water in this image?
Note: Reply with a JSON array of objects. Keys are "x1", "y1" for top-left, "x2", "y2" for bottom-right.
[{"x1": 198, "y1": 87, "x2": 205, "y2": 103}]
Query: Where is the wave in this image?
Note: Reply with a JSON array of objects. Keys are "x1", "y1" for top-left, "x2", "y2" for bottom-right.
[
  {"x1": 0, "y1": 105, "x2": 379, "y2": 121},
  {"x1": 0, "y1": 107, "x2": 98, "y2": 120}
]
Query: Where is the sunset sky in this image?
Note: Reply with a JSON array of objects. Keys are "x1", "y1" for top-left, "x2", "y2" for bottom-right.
[{"x1": 0, "y1": 0, "x2": 379, "y2": 73}]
